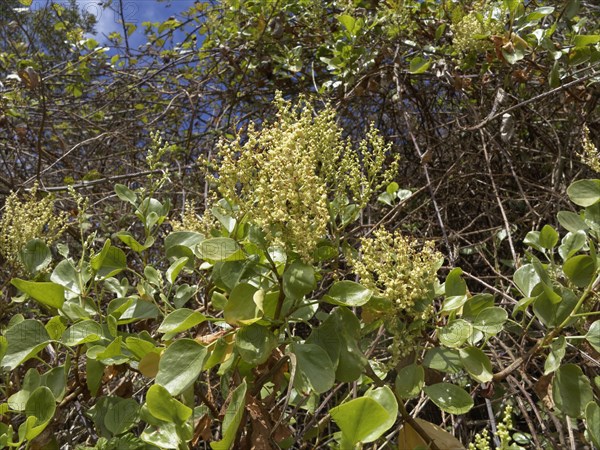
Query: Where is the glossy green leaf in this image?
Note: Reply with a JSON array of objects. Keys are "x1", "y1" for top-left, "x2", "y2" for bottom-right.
[
  {"x1": 585, "y1": 402, "x2": 600, "y2": 448},
  {"x1": 539, "y1": 225, "x2": 559, "y2": 249},
  {"x1": 586, "y1": 321, "x2": 600, "y2": 353},
  {"x1": 115, "y1": 184, "x2": 137, "y2": 205},
  {"x1": 423, "y1": 348, "x2": 462, "y2": 373},
  {"x1": 86, "y1": 358, "x2": 104, "y2": 397},
  {"x1": 557, "y1": 211, "x2": 588, "y2": 233},
  {"x1": 18, "y1": 0, "x2": 33, "y2": 5},
  {"x1": 306, "y1": 315, "x2": 341, "y2": 370},
  {"x1": 115, "y1": 231, "x2": 153, "y2": 253},
  {"x1": 41, "y1": 364, "x2": 67, "y2": 402},
  {"x1": 62, "y1": 320, "x2": 103, "y2": 346},
  {"x1": 2, "y1": 319, "x2": 51, "y2": 370},
  {"x1": 544, "y1": 336, "x2": 566, "y2": 375},
  {"x1": 470, "y1": 307, "x2": 507, "y2": 335},
  {"x1": 552, "y1": 364, "x2": 593, "y2": 418},
  {"x1": 146, "y1": 384, "x2": 192, "y2": 424},
  {"x1": 424, "y1": 383, "x2": 473, "y2": 415},
  {"x1": 158, "y1": 308, "x2": 206, "y2": 341},
  {"x1": 166, "y1": 257, "x2": 189, "y2": 284},
  {"x1": 445, "y1": 268, "x2": 466, "y2": 296},
  {"x1": 97, "y1": 245, "x2": 127, "y2": 279},
  {"x1": 558, "y1": 230, "x2": 586, "y2": 261},
  {"x1": 533, "y1": 289, "x2": 577, "y2": 328},
  {"x1": 323, "y1": 280, "x2": 372, "y2": 307},
  {"x1": 223, "y1": 283, "x2": 263, "y2": 326},
  {"x1": 409, "y1": 56, "x2": 431, "y2": 74},
  {"x1": 10, "y1": 279, "x2": 64, "y2": 309},
  {"x1": 51, "y1": 259, "x2": 89, "y2": 294},
  {"x1": 513, "y1": 264, "x2": 540, "y2": 297},
  {"x1": 459, "y1": 347, "x2": 493, "y2": 383},
  {"x1": 155, "y1": 338, "x2": 207, "y2": 396},
  {"x1": 332, "y1": 308, "x2": 367, "y2": 382},
  {"x1": 330, "y1": 397, "x2": 391, "y2": 445},
  {"x1": 195, "y1": 237, "x2": 244, "y2": 262},
  {"x1": 567, "y1": 179, "x2": 600, "y2": 207},
  {"x1": 364, "y1": 386, "x2": 398, "y2": 438},
  {"x1": 24, "y1": 386, "x2": 55, "y2": 440},
  {"x1": 563, "y1": 255, "x2": 596, "y2": 287},
  {"x1": 395, "y1": 364, "x2": 425, "y2": 399},
  {"x1": 290, "y1": 343, "x2": 335, "y2": 394},
  {"x1": 439, "y1": 320, "x2": 472, "y2": 348},
  {"x1": 283, "y1": 260, "x2": 315, "y2": 299},
  {"x1": 235, "y1": 324, "x2": 276, "y2": 366},
  {"x1": 574, "y1": 35, "x2": 600, "y2": 47},
  {"x1": 211, "y1": 381, "x2": 247, "y2": 450},
  {"x1": 8, "y1": 368, "x2": 40, "y2": 411},
  {"x1": 19, "y1": 239, "x2": 51, "y2": 275}
]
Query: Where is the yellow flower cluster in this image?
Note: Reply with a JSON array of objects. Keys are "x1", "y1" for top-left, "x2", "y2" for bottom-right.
[
  {"x1": 452, "y1": 4, "x2": 503, "y2": 54},
  {"x1": 580, "y1": 125, "x2": 600, "y2": 173},
  {"x1": 352, "y1": 227, "x2": 442, "y2": 311},
  {"x1": 468, "y1": 429, "x2": 491, "y2": 450},
  {"x1": 171, "y1": 200, "x2": 218, "y2": 237},
  {"x1": 213, "y1": 93, "x2": 397, "y2": 260},
  {"x1": 352, "y1": 227, "x2": 442, "y2": 358},
  {"x1": 0, "y1": 185, "x2": 67, "y2": 269}
]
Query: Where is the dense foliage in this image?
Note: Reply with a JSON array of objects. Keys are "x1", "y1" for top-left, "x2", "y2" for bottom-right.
[{"x1": 0, "y1": 0, "x2": 599, "y2": 448}]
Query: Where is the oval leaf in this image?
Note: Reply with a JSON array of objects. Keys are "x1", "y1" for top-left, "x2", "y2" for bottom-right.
[
  {"x1": 323, "y1": 281, "x2": 372, "y2": 307},
  {"x1": 155, "y1": 338, "x2": 207, "y2": 396},
  {"x1": 424, "y1": 383, "x2": 474, "y2": 414}
]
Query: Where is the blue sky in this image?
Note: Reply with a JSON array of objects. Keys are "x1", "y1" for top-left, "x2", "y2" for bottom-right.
[{"x1": 30, "y1": 1, "x2": 197, "y2": 47}]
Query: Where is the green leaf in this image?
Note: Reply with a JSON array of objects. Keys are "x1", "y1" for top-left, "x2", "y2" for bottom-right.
[
  {"x1": 155, "y1": 339, "x2": 207, "y2": 396},
  {"x1": 563, "y1": 255, "x2": 596, "y2": 287},
  {"x1": 470, "y1": 307, "x2": 507, "y2": 335},
  {"x1": 424, "y1": 383, "x2": 474, "y2": 414},
  {"x1": 395, "y1": 364, "x2": 425, "y2": 399},
  {"x1": 10, "y1": 279, "x2": 64, "y2": 310},
  {"x1": 445, "y1": 268, "x2": 466, "y2": 296},
  {"x1": 19, "y1": 239, "x2": 51, "y2": 275},
  {"x1": 332, "y1": 308, "x2": 367, "y2": 382},
  {"x1": 423, "y1": 348, "x2": 462, "y2": 373},
  {"x1": 364, "y1": 386, "x2": 398, "y2": 438},
  {"x1": 459, "y1": 347, "x2": 493, "y2": 383},
  {"x1": 513, "y1": 264, "x2": 540, "y2": 297},
  {"x1": 86, "y1": 358, "x2": 104, "y2": 397},
  {"x1": 533, "y1": 288, "x2": 577, "y2": 328},
  {"x1": 166, "y1": 257, "x2": 189, "y2": 284},
  {"x1": 290, "y1": 343, "x2": 335, "y2": 394},
  {"x1": 158, "y1": 308, "x2": 206, "y2": 341},
  {"x1": 544, "y1": 336, "x2": 566, "y2": 375},
  {"x1": 552, "y1": 364, "x2": 593, "y2": 418},
  {"x1": 8, "y1": 368, "x2": 40, "y2": 411},
  {"x1": 62, "y1": 320, "x2": 103, "y2": 346},
  {"x1": 88, "y1": 396, "x2": 139, "y2": 437},
  {"x1": 24, "y1": 386, "x2": 55, "y2": 441},
  {"x1": 567, "y1": 179, "x2": 600, "y2": 207},
  {"x1": 224, "y1": 283, "x2": 264, "y2": 326},
  {"x1": 574, "y1": 35, "x2": 600, "y2": 48},
  {"x1": 235, "y1": 324, "x2": 276, "y2": 366},
  {"x1": 409, "y1": 56, "x2": 431, "y2": 74},
  {"x1": 195, "y1": 237, "x2": 244, "y2": 262},
  {"x1": 586, "y1": 402, "x2": 600, "y2": 448},
  {"x1": 2, "y1": 319, "x2": 51, "y2": 370},
  {"x1": 559, "y1": 230, "x2": 587, "y2": 261},
  {"x1": 18, "y1": 0, "x2": 33, "y2": 6},
  {"x1": 323, "y1": 281, "x2": 372, "y2": 307},
  {"x1": 338, "y1": 14, "x2": 357, "y2": 34},
  {"x1": 586, "y1": 321, "x2": 600, "y2": 353},
  {"x1": 539, "y1": 225, "x2": 559, "y2": 249},
  {"x1": 439, "y1": 320, "x2": 473, "y2": 348},
  {"x1": 283, "y1": 260, "x2": 316, "y2": 299},
  {"x1": 115, "y1": 231, "x2": 153, "y2": 253},
  {"x1": 330, "y1": 397, "x2": 391, "y2": 445},
  {"x1": 115, "y1": 184, "x2": 137, "y2": 205},
  {"x1": 146, "y1": 384, "x2": 192, "y2": 425},
  {"x1": 211, "y1": 381, "x2": 247, "y2": 450},
  {"x1": 557, "y1": 211, "x2": 588, "y2": 233},
  {"x1": 165, "y1": 231, "x2": 204, "y2": 252}
]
